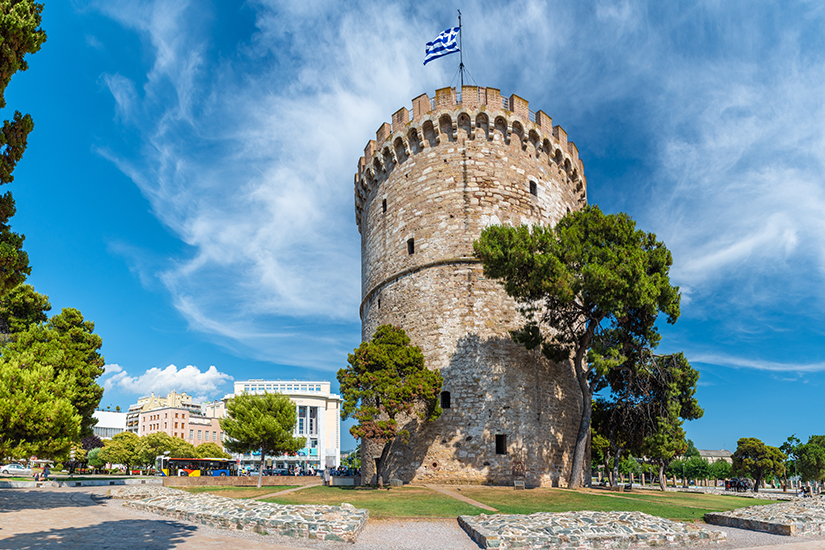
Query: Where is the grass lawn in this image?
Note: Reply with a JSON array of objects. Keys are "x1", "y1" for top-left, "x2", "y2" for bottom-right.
[
  {"x1": 260, "y1": 486, "x2": 486, "y2": 518},
  {"x1": 458, "y1": 486, "x2": 773, "y2": 522},
  {"x1": 180, "y1": 486, "x2": 299, "y2": 499}
]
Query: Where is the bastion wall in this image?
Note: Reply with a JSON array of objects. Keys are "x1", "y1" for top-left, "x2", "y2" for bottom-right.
[{"x1": 354, "y1": 86, "x2": 587, "y2": 487}]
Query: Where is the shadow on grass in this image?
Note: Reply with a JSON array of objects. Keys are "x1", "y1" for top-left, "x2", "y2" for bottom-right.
[{"x1": 0, "y1": 519, "x2": 196, "y2": 549}]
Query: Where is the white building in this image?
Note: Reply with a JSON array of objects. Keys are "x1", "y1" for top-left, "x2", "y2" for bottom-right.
[
  {"x1": 230, "y1": 379, "x2": 342, "y2": 471},
  {"x1": 92, "y1": 411, "x2": 127, "y2": 439}
]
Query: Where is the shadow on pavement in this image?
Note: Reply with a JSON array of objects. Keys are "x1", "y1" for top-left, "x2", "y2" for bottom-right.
[
  {"x1": 0, "y1": 489, "x2": 99, "y2": 513},
  {"x1": 0, "y1": 518, "x2": 197, "y2": 549}
]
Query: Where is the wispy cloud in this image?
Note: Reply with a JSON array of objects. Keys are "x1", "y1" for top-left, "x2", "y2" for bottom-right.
[
  {"x1": 88, "y1": 0, "x2": 825, "y2": 372},
  {"x1": 692, "y1": 353, "x2": 825, "y2": 373}
]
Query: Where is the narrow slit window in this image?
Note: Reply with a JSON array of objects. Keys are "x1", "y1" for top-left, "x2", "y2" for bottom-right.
[
  {"x1": 407, "y1": 238, "x2": 415, "y2": 255},
  {"x1": 529, "y1": 181, "x2": 537, "y2": 196},
  {"x1": 440, "y1": 391, "x2": 451, "y2": 409},
  {"x1": 382, "y1": 198, "x2": 387, "y2": 213},
  {"x1": 496, "y1": 434, "x2": 508, "y2": 455}
]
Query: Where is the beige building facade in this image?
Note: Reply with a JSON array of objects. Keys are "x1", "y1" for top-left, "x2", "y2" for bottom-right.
[
  {"x1": 355, "y1": 86, "x2": 586, "y2": 487},
  {"x1": 137, "y1": 406, "x2": 224, "y2": 449},
  {"x1": 126, "y1": 390, "x2": 201, "y2": 434},
  {"x1": 232, "y1": 380, "x2": 342, "y2": 470}
]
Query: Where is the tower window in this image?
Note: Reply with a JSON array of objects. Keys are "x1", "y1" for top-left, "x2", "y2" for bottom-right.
[
  {"x1": 407, "y1": 238, "x2": 415, "y2": 255},
  {"x1": 382, "y1": 198, "x2": 387, "y2": 213},
  {"x1": 529, "y1": 181, "x2": 537, "y2": 196},
  {"x1": 440, "y1": 391, "x2": 451, "y2": 409},
  {"x1": 496, "y1": 434, "x2": 508, "y2": 455}
]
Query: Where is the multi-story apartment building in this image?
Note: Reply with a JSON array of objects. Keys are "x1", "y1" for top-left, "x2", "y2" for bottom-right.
[
  {"x1": 125, "y1": 390, "x2": 201, "y2": 434},
  {"x1": 125, "y1": 390, "x2": 225, "y2": 450},
  {"x1": 230, "y1": 380, "x2": 342, "y2": 471}
]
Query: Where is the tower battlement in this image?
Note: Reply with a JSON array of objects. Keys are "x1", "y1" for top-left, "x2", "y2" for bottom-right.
[{"x1": 354, "y1": 86, "x2": 587, "y2": 231}]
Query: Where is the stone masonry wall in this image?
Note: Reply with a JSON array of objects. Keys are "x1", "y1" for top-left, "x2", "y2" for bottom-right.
[{"x1": 355, "y1": 86, "x2": 587, "y2": 487}]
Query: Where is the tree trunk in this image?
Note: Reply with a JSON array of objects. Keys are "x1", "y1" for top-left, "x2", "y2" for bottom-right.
[
  {"x1": 753, "y1": 473, "x2": 762, "y2": 493},
  {"x1": 257, "y1": 449, "x2": 264, "y2": 489},
  {"x1": 612, "y1": 449, "x2": 622, "y2": 489},
  {"x1": 567, "y1": 331, "x2": 595, "y2": 489},
  {"x1": 376, "y1": 442, "x2": 391, "y2": 488},
  {"x1": 658, "y1": 463, "x2": 667, "y2": 491}
]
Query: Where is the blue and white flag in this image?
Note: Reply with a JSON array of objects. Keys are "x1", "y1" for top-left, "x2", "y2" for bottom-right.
[{"x1": 424, "y1": 27, "x2": 460, "y2": 65}]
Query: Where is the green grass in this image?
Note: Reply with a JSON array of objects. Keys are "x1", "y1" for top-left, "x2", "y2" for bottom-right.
[
  {"x1": 181, "y1": 486, "x2": 299, "y2": 499},
  {"x1": 260, "y1": 486, "x2": 486, "y2": 518},
  {"x1": 458, "y1": 487, "x2": 774, "y2": 522}
]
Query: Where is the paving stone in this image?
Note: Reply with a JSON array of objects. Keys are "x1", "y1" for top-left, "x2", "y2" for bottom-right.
[
  {"x1": 109, "y1": 485, "x2": 368, "y2": 542},
  {"x1": 459, "y1": 511, "x2": 726, "y2": 549},
  {"x1": 706, "y1": 495, "x2": 825, "y2": 537}
]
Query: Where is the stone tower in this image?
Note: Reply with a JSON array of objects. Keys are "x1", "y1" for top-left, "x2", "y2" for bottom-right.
[{"x1": 354, "y1": 86, "x2": 587, "y2": 487}]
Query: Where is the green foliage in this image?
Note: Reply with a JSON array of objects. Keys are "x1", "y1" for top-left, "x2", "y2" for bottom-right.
[
  {"x1": 684, "y1": 439, "x2": 701, "y2": 458},
  {"x1": 220, "y1": 392, "x2": 305, "y2": 488},
  {"x1": 618, "y1": 456, "x2": 642, "y2": 476},
  {"x1": 341, "y1": 443, "x2": 361, "y2": 469},
  {"x1": 0, "y1": 1, "x2": 47, "y2": 295},
  {"x1": 797, "y1": 435, "x2": 825, "y2": 483},
  {"x1": 133, "y1": 432, "x2": 197, "y2": 466},
  {"x1": 684, "y1": 456, "x2": 710, "y2": 481},
  {"x1": 195, "y1": 442, "x2": 230, "y2": 459},
  {"x1": 780, "y1": 434, "x2": 801, "y2": 481},
  {"x1": 709, "y1": 459, "x2": 731, "y2": 480},
  {"x1": 0, "y1": 283, "x2": 49, "y2": 334},
  {"x1": 0, "y1": 0, "x2": 46, "y2": 109},
  {"x1": 2, "y1": 308, "x2": 105, "y2": 437},
  {"x1": 99, "y1": 432, "x2": 140, "y2": 469},
  {"x1": 732, "y1": 437, "x2": 786, "y2": 492},
  {"x1": 86, "y1": 446, "x2": 103, "y2": 468},
  {"x1": 338, "y1": 324, "x2": 442, "y2": 486},
  {"x1": 473, "y1": 205, "x2": 681, "y2": 488},
  {"x1": 0, "y1": 348, "x2": 80, "y2": 458}
]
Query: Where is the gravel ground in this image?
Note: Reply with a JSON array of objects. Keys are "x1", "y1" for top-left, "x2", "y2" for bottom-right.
[{"x1": 700, "y1": 524, "x2": 825, "y2": 549}]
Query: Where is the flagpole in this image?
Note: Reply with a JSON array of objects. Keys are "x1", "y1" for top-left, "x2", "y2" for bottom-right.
[{"x1": 458, "y1": 10, "x2": 464, "y2": 89}]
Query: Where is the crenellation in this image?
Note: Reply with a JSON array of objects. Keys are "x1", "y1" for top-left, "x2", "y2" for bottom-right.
[
  {"x1": 376, "y1": 122, "x2": 392, "y2": 145},
  {"x1": 392, "y1": 107, "x2": 409, "y2": 133},
  {"x1": 510, "y1": 94, "x2": 529, "y2": 119}
]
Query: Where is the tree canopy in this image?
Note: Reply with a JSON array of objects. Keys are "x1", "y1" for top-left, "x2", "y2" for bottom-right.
[
  {"x1": 796, "y1": 435, "x2": 825, "y2": 484},
  {"x1": 474, "y1": 205, "x2": 681, "y2": 488},
  {"x1": 732, "y1": 437, "x2": 785, "y2": 492},
  {"x1": 220, "y1": 392, "x2": 304, "y2": 488},
  {"x1": 99, "y1": 432, "x2": 140, "y2": 470},
  {"x1": 2, "y1": 308, "x2": 104, "y2": 437},
  {"x1": 338, "y1": 324, "x2": 443, "y2": 487}
]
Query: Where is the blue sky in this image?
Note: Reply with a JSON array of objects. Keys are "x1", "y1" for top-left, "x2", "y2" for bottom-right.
[{"x1": 8, "y1": 1, "x2": 825, "y2": 452}]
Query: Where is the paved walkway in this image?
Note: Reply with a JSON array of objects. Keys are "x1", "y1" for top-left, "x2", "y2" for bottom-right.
[
  {"x1": 256, "y1": 481, "x2": 322, "y2": 500},
  {"x1": 422, "y1": 484, "x2": 498, "y2": 512}
]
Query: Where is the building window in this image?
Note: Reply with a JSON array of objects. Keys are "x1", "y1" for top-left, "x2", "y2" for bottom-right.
[
  {"x1": 382, "y1": 198, "x2": 387, "y2": 213},
  {"x1": 496, "y1": 434, "x2": 508, "y2": 455},
  {"x1": 440, "y1": 391, "x2": 451, "y2": 409},
  {"x1": 174, "y1": 432, "x2": 177, "y2": 437},
  {"x1": 529, "y1": 180, "x2": 537, "y2": 196},
  {"x1": 198, "y1": 430, "x2": 202, "y2": 440},
  {"x1": 407, "y1": 238, "x2": 415, "y2": 255},
  {"x1": 189, "y1": 429, "x2": 194, "y2": 439},
  {"x1": 213, "y1": 431, "x2": 216, "y2": 441}
]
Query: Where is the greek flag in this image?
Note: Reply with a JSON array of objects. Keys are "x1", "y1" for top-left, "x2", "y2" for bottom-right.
[{"x1": 424, "y1": 27, "x2": 460, "y2": 65}]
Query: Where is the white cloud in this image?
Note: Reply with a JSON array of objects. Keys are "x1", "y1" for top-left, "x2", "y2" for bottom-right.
[
  {"x1": 103, "y1": 363, "x2": 233, "y2": 399},
  {"x1": 692, "y1": 353, "x2": 825, "y2": 373}
]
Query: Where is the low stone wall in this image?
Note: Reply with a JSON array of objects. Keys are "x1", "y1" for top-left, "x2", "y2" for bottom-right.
[
  {"x1": 110, "y1": 485, "x2": 368, "y2": 542},
  {"x1": 705, "y1": 496, "x2": 825, "y2": 536},
  {"x1": 162, "y1": 475, "x2": 318, "y2": 488},
  {"x1": 459, "y1": 511, "x2": 725, "y2": 549}
]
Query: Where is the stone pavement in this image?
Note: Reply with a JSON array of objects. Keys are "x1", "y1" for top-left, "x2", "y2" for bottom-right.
[
  {"x1": 111, "y1": 485, "x2": 367, "y2": 542},
  {"x1": 423, "y1": 484, "x2": 498, "y2": 512},
  {"x1": 706, "y1": 495, "x2": 825, "y2": 536}
]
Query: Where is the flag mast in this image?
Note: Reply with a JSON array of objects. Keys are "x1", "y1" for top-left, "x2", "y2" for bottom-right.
[{"x1": 458, "y1": 10, "x2": 464, "y2": 89}]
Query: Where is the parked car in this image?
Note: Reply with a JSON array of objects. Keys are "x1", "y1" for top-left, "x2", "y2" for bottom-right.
[
  {"x1": 0, "y1": 463, "x2": 32, "y2": 476},
  {"x1": 264, "y1": 468, "x2": 290, "y2": 476}
]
